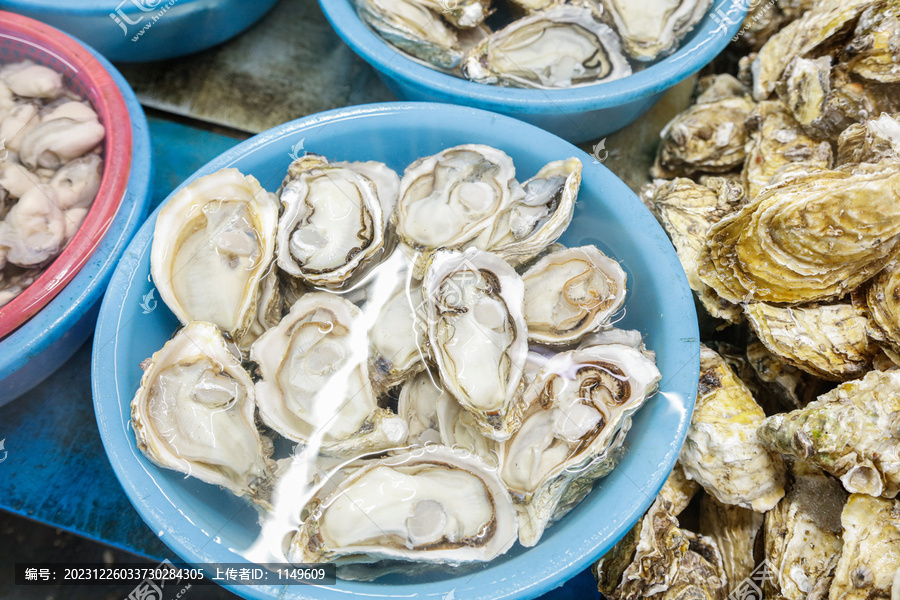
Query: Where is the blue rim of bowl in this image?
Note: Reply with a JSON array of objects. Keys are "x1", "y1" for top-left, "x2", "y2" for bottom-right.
[
  {"x1": 319, "y1": 0, "x2": 748, "y2": 115},
  {"x1": 0, "y1": 35, "x2": 152, "y2": 382},
  {"x1": 1, "y1": 0, "x2": 213, "y2": 10},
  {"x1": 92, "y1": 101, "x2": 700, "y2": 600}
]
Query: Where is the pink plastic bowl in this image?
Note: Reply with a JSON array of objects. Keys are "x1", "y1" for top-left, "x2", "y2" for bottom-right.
[{"x1": 0, "y1": 11, "x2": 132, "y2": 339}]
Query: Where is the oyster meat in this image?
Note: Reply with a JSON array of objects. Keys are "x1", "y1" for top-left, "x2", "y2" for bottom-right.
[
  {"x1": 397, "y1": 369, "x2": 444, "y2": 446},
  {"x1": 251, "y1": 292, "x2": 408, "y2": 456},
  {"x1": 501, "y1": 343, "x2": 660, "y2": 546},
  {"x1": 758, "y1": 368, "x2": 900, "y2": 498},
  {"x1": 424, "y1": 248, "x2": 528, "y2": 441},
  {"x1": 367, "y1": 271, "x2": 427, "y2": 392},
  {"x1": 743, "y1": 301, "x2": 876, "y2": 381},
  {"x1": 680, "y1": 346, "x2": 786, "y2": 511},
  {"x1": 600, "y1": 0, "x2": 712, "y2": 61},
  {"x1": 521, "y1": 245, "x2": 626, "y2": 346},
  {"x1": 131, "y1": 321, "x2": 275, "y2": 505},
  {"x1": 287, "y1": 445, "x2": 517, "y2": 566},
  {"x1": 410, "y1": 0, "x2": 491, "y2": 28},
  {"x1": 461, "y1": 6, "x2": 631, "y2": 89},
  {"x1": 151, "y1": 168, "x2": 279, "y2": 341},
  {"x1": 697, "y1": 162, "x2": 900, "y2": 305}
]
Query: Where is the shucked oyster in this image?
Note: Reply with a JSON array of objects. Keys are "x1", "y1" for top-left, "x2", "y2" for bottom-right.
[
  {"x1": 397, "y1": 369, "x2": 444, "y2": 446},
  {"x1": 424, "y1": 248, "x2": 527, "y2": 441},
  {"x1": 131, "y1": 321, "x2": 275, "y2": 505},
  {"x1": 521, "y1": 245, "x2": 626, "y2": 346},
  {"x1": 461, "y1": 6, "x2": 631, "y2": 89},
  {"x1": 287, "y1": 445, "x2": 517, "y2": 568},
  {"x1": 763, "y1": 461, "x2": 845, "y2": 600},
  {"x1": 600, "y1": 0, "x2": 712, "y2": 61},
  {"x1": 743, "y1": 301, "x2": 876, "y2": 381},
  {"x1": 697, "y1": 162, "x2": 900, "y2": 305},
  {"x1": 680, "y1": 346, "x2": 786, "y2": 511},
  {"x1": 353, "y1": 0, "x2": 463, "y2": 69},
  {"x1": 501, "y1": 343, "x2": 661, "y2": 546},
  {"x1": 251, "y1": 292, "x2": 408, "y2": 456},
  {"x1": 759, "y1": 368, "x2": 900, "y2": 498},
  {"x1": 151, "y1": 169, "x2": 279, "y2": 342},
  {"x1": 410, "y1": 0, "x2": 491, "y2": 28},
  {"x1": 830, "y1": 494, "x2": 900, "y2": 600},
  {"x1": 276, "y1": 155, "x2": 394, "y2": 289}
]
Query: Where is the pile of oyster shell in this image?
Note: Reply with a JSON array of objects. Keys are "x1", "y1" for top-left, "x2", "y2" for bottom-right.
[
  {"x1": 131, "y1": 143, "x2": 662, "y2": 573},
  {"x1": 596, "y1": 0, "x2": 900, "y2": 598},
  {"x1": 352, "y1": 0, "x2": 713, "y2": 88},
  {"x1": 0, "y1": 60, "x2": 106, "y2": 309}
]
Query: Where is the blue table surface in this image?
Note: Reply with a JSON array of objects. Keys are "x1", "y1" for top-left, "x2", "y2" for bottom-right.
[{"x1": 0, "y1": 116, "x2": 601, "y2": 599}]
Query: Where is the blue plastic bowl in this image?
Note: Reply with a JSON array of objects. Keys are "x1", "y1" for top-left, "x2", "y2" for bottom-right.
[
  {"x1": 0, "y1": 30, "x2": 153, "y2": 405},
  {"x1": 0, "y1": 0, "x2": 279, "y2": 62},
  {"x1": 92, "y1": 102, "x2": 699, "y2": 600},
  {"x1": 319, "y1": 0, "x2": 748, "y2": 143}
]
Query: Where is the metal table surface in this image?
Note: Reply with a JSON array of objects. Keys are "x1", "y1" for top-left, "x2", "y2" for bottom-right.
[{"x1": 0, "y1": 0, "x2": 696, "y2": 596}]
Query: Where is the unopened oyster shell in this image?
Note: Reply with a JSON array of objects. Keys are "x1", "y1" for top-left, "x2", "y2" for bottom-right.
[
  {"x1": 830, "y1": 493, "x2": 900, "y2": 600},
  {"x1": 746, "y1": 340, "x2": 824, "y2": 411},
  {"x1": 521, "y1": 245, "x2": 626, "y2": 346},
  {"x1": 461, "y1": 6, "x2": 631, "y2": 89},
  {"x1": 743, "y1": 301, "x2": 876, "y2": 381},
  {"x1": 697, "y1": 161, "x2": 900, "y2": 305},
  {"x1": 424, "y1": 248, "x2": 528, "y2": 441},
  {"x1": 287, "y1": 445, "x2": 517, "y2": 567},
  {"x1": 600, "y1": 0, "x2": 712, "y2": 62},
  {"x1": 131, "y1": 321, "x2": 275, "y2": 506},
  {"x1": 680, "y1": 346, "x2": 786, "y2": 511},
  {"x1": 837, "y1": 112, "x2": 900, "y2": 165},
  {"x1": 865, "y1": 259, "x2": 900, "y2": 354},
  {"x1": 250, "y1": 292, "x2": 408, "y2": 456},
  {"x1": 501, "y1": 343, "x2": 660, "y2": 546},
  {"x1": 699, "y1": 495, "x2": 764, "y2": 596},
  {"x1": 842, "y1": 1, "x2": 900, "y2": 83},
  {"x1": 151, "y1": 168, "x2": 279, "y2": 342},
  {"x1": 763, "y1": 461, "x2": 846, "y2": 600},
  {"x1": 759, "y1": 368, "x2": 900, "y2": 498}
]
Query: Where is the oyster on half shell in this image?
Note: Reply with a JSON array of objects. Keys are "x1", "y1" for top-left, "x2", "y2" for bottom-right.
[
  {"x1": 600, "y1": 0, "x2": 712, "y2": 62},
  {"x1": 131, "y1": 321, "x2": 275, "y2": 506},
  {"x1": 461, "y1": 6, "x2": 631, "y2": 89},
  {"x1": 287, "y1": 445, "x2": 517, "y2": 568},
  {"x1": 151, "y1": 168, "x2": 279, "y2": 342}
]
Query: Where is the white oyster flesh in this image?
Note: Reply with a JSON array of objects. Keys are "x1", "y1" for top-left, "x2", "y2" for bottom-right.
[
  {"x1": 250, "y1": 292, "x2": 407, "y2": 456},
  {"x1": 151, "y1": 168, "x2": 279, "y2": 342},
  {"x1": 367, "y1": 270, "x2": 427, "y2": 392},
  {"x1": 424, "y1": 248, "x2": 528, "y2": 441},
  {"x1": 394, "y1": 144, "x2": 522, "y2": 260},
  {"x1": 462, "y1": 6, "x2": 632, "y2": 88},
  {"x1": 435, "y1": 388, "x2": 500, "y2": 467},
  {"x1": 600, "y1": 0, "x2": 713, "y2": 61},
  {"x1": 331, "y1": 160, "x2": 400, "y2": 229},
  {"x1": 500, "y1": 343, "x2": 661, "y2": 547},
  {"x1": 481, "y1": 157, "x2": 582, "y2": 267},
  {"x1": 398, "y1": 370, "x2": 445, "y2": 446},
  {"x1": 130, "y1": 321, "x2": 274, "y2": 504},
  {"x1": 287, "y1": 445, "x2": 517, "y2": 567},
  {"x1": 522, "y1": 245, "x2": 627, "y2": 346},
  {"x1": 276, "y1": 155, "x2": 388, "y2": 288}
]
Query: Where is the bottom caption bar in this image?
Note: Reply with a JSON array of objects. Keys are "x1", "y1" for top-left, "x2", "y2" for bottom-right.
[{"x1": 15, "y1": 562, "x2": 336, "y2": 586}]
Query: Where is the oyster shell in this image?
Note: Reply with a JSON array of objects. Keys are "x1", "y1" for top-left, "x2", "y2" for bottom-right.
[
  {"x1": 742, "y1": 100, "x2": 834, "y2": 199},
  {"x1": 651, "y1": 81, "x2": 756, "y2": 179},
  {"x1": 480, "y1": 158, "x2": 581, "y2": 267},
  {"x1": 461, "y1": 6, "x2": 631, "y2": 89},
  {"x1": 424, "y1": 248, "x2": 528, "y2": 441},
  {"x1": 697, "y1": 162, "x2": 900, "y2": 305},
  {"x1": 435, "y1": 386, "x2": 499, "y2": 467},
  {"x1": 500, "y1": 343, "x2": 661, "y2": 546},
  {"x1": 743, "y1": 301, "x2": 876, "y2": 381},
  {"x1": 250, "y1": 292, "x2": 408, "y2": 456},
  {"x1": 410, "y1": 0, "x2": 491, "y2": 28},
  {"x1": 842, "y1": 2, "x2": 900, "y2": 83},
  {"x1": 397, "y1": 370, "x2": 444, "y2": 446},
  {"x1": 131, "y1": 321, "x2": 275, "y2": 505},
  {"x1": 287, "y1": 445, "x2": 517, "y2": 567},
  {"x1": 778, "y1": 56, "x2": 834, "y2": 132},
  {"x1": 643, "y1": 177, "x2": 745, "y2": 323},
  {"x1": 521, "y1": 245, "x2": 626, "y2": 346},
  {"x1": 866, "y1": 260, "x2": 900, "y2": 355},
  {"x1": 367, "y1": 272, "x2": 427, "y2": 392},
  {"x1": 699, "y1": 494, "x2": 764, "y2": 596},
  {"x1": 763, "y1": 461, "x2": 846, "y2": 600},
  {"x1": 600, "y1": 0, "x2": 712, "y2": 61},
  {"x1": 837, "y1": 112, "x2": 900, "y2": 165},
  {"x1": 746, "y1": 340, "x2": 824, "y2": 411},
  {"x1": 830, "y1": 493, "x2": 900, "y2": 600},
  {"x1": 758, "y1": 369, "x2": 900, "y2": 498},
  {"x1": 151, "y1": 168, "x2": 279, "y2": 341},
  {"x1": 393, "y1": 144, "x2": 521, "y2": 266},
  {"x1": 276, "y1": 155, "x2": 393, "y2": 289},
  {"x1": 353, "y1": 0, "x2": 463, "y2": 69},
  {"x1": 680, "y1": 346, "x2": 786, "y2": 511}
]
